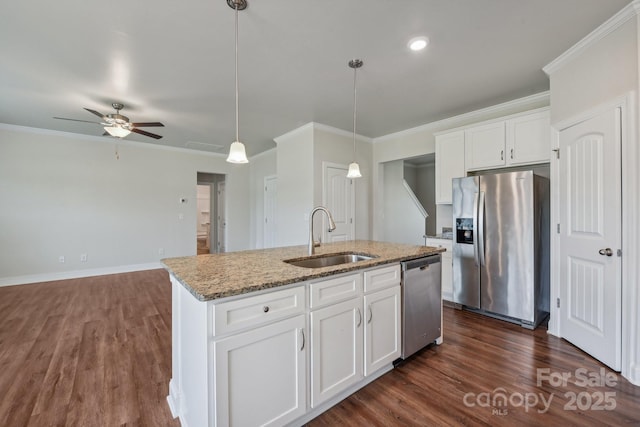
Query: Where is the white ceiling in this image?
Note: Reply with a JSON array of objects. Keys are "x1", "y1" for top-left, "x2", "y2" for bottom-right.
[{"x1": 0, "y1": 0, "x2": 630, "y2": 156}]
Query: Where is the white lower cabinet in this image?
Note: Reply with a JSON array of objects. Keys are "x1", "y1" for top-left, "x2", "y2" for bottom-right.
[
  {"x1": 213, "y1": 314, "x2": 306, "y2": 426},
  {"x1": 309, "y1": 265, "x2": 401, "y2": 408},
  {"x1": 310, "y1": 297, "x2": 363, "y2": 407},
  {"x1": 169, "y1": 265, "x2": 401, "y2": 427},
  {"x1": 363, "y1": 285, "x2": 401, "y2": 376}
]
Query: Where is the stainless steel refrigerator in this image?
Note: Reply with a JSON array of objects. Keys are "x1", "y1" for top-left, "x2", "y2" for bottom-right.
[{"x1": 452, "y1": 170, "x2": 549, "y2": 328}]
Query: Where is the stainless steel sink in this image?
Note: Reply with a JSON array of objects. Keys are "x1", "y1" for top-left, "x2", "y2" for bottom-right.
[{"x1": 284, "y1": 252, "x2": 375, "y2": 268}]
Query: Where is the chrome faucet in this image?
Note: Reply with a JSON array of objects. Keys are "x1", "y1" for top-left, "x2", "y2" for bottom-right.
[{"x1": 308, "y1": 206, "x2": 337, "y2": 255}]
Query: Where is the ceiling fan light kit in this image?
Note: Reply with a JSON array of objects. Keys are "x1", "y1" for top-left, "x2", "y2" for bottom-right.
[
  {"x1": 55, "y1": 102, "x2": 164, "y2": 140},
  {"x1": 226, "y1": 0, "x2": 249, "y2": 164},
  {"x1": 346, "y1": 59, "x2": 363, "y2": 179}
]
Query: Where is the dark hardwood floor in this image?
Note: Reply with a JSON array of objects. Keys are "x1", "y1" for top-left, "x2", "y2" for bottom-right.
[{"x1": 1, "y1": 270, "x2": 638, "y2": 426}]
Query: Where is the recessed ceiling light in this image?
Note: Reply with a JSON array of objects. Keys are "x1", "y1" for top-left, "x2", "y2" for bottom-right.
[{"x1": 408, "y1": 36, "x2": 429, "y2": 51}]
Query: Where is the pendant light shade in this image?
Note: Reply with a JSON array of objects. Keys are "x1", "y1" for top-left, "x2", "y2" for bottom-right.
[
  {"x1": 227, "y1": 141, "x2": 248, "y2": 163},
  {"x1": 347, "y1": 59, "x2": 363, "y2": 179},
  {"x1": 347, "y1": 162, "x2": 362, "y2": 178},
  {"x1": 226, "y1": 0, "x2": 249, "y2": 164},
  {"x1": 104, "y1": 125, "x2": 131, "y2": 138}
]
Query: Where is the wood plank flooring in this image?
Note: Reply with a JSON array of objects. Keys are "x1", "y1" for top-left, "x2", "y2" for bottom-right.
[{"x1": 1, "y1": 269, "x2": 638, "y2": 426}]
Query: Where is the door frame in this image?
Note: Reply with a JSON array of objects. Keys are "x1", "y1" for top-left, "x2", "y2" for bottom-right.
[
  {"x1": 549, "y1": 92, "x2": 638, "y2": 383},
  {"x1": 263, "y1": 174, "x2": 277, "y2": 248},
  {"x1": 322, "y1": 161, "x2": 356, "y2": 242}
]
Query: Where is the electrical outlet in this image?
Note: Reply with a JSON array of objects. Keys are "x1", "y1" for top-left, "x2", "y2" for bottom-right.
[
  {"x1": 80, "y1": 254, "x2": 88, "y2": 262},
  {"x1": 158, "y1": 248, "x2": 165, "y2": 256},
  {"x1": 59, "y1": 256, "x2": 65, "y2": 263}
]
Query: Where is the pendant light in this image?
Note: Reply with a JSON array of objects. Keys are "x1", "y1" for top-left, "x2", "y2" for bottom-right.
[
  {"x1": 346, "y1": 59, "x2": 363, "y2": 178},
  {"x1": 226, "y1": 0, "x2": 249, "y2": 164}
]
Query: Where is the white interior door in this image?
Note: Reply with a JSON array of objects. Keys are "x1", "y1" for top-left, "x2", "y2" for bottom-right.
[
  {"x1": 217, "y1": 181, "x2": 226, "y2": 253},
  {"x1": 264, "y1": 175, "x2": 277, "y2": 248},
  {"x1": 323, "y1": 164, "x2": 355, "y2": 243},
  {"x1": 559, "y1": 107, "x2": 622, "y2": 370}
]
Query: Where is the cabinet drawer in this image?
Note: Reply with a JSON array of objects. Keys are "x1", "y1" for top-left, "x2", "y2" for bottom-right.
[
  {"x1": 212, "y1": 286, "x2": 305, "y2": 336},
  {"x1": 309, "y1": 273, "x2": 361, "y2": 309},
  {"x1": 363, "y1": 264, "x2": 401, "y2": 293}
]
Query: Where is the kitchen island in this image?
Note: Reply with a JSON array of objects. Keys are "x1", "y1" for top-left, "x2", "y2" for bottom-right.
[{"x1": 164, "y1": 240, "x2": 444, "y2": 427}]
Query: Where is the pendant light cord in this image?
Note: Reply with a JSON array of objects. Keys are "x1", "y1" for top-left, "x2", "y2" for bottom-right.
[
  {"x1": 352, "y1": 64, "x2": 357, "y2": 160},
  {"x1": 234, "y1": 4, "x2": 240, "y2": 143}
]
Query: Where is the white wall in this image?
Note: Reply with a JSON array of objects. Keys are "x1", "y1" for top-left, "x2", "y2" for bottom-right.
[
  {"x1": 0, "y1": 125, "x2": 250, "y2": 285},
  {"x1": 275, "y1": 125, "x2": 314, "y2": 246},
  {"x1": 382, "y1": 161, "x2": 425, "y2": 246},
  {"x1": 548, "y1": 19, "x2": 638, "y2": 125},
  {"x1": 414, "y1": 163, "x2": 436, "y2": 236},
  {"x1": 249, "y1": 148, "x2": 277, "y2": 249}
]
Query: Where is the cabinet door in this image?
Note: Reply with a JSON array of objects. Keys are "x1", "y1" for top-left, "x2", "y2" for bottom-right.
[
  {"x1": 435, "y1": 131, "x2": 465, "y2": 204},
  {"x1": 465, "y1": 121, "x2": 506, "y2": 170},
  {"x1": 214, "y1": 314, "x2": 306, "y2": 427},
  {"x1": 310, "y1": 298, "x2": 363, "y2": 408},
  {"x1": 441, "y1": 250, "x2": 453, "y2": 302},
  {"x1": 363, "y1": 286, "x2": 401, "y2": 376},
  {"x1": 506, "y1": 110, "x2": 550, "y2": 165}
]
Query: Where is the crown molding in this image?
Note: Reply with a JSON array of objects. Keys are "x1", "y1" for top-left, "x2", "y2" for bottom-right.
[
  {"x1": 273, "y1": 122, "x2": 314, "y2": 145},
  {"x1": 248, "y1": 146, "x2": 277, "y2": 161},
  {"x1": 373, "y1": 91, "x2": 549, "y2": 143},
  {"x1": 273, "y1": 121, "x2": 373, "y2": 145},
  {"x1": 311, "y1": 122, "x2": 373, "y2": 144},
  {"x1": 543, "y1": 0, "x2": 640, "y2": 75},
  {"x1": 0, "y1": 123, "x2": 228, "y2": 158}
]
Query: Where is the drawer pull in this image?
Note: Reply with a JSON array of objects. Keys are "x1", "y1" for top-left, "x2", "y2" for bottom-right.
[
  {"x1": 263, "y1": 306, "x2": 270, "y2": 313},
  {"x1": 356, "y1": 308, "x2": 362, "y2": 327},
  {"x1": 367, "y1": 306, "x2": 372, "y2": 324}
]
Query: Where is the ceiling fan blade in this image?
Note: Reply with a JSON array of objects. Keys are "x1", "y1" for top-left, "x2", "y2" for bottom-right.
[
  {"x1": 84, "y1": 108, "x2": 106, "y2": 119},
  {"x1": 53, "y1": 117, "x2": 102, "y2": 124},
  {"x1": 131, "y1": 122, "x2": 164, "y2": 127},
  {"x1": 131, "y1": 128, "x2": 163, "y2": 139}
]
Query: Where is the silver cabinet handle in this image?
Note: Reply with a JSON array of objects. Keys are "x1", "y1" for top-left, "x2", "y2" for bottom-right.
[
  {"x1": 599, "y1": 248, "x2": 613, "y2": 257},
  {"x1": 367, "y1": 306, "x2": 372, "y2": 324},
  {"x1": 501, "y1": 150, "x2": 504, "y2": 161},
  {"x1": 510, "y1": 148, "x2": 514, "y2": 159},
  {"x1": 356, "y1": 308, "x2": 362, "y2": 327},
  {"x1": 300, "y1": 328, "x2": 305, "y2": 351}
]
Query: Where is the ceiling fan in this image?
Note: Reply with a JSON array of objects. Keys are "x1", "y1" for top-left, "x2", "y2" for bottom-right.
[{"x1": 54, "y1": 103, "x2": 164, "y2": 139}]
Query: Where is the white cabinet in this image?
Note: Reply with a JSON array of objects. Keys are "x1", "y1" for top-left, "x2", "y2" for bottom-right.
[
  {"x1": 465, "y1": 109, "x2": 551, "y2": 171},
  {"x1": 427, "y1": 238, "x2": 453, "y2": 302},
  {"x1": 506, "y1": 110, "x2": 550, "y2": 165},
  {"x1": 363, "y1": 285, "x2": 401, "y2": 376},
  {"x1": 465, "y1": 121, "x2": 506, "y2": 170},
  {"x1": 213, "y1": 314, "x2": 307, "y2": 426},
  {"x1": 435, "y1": 130, "x2": 465, "y2": 204},
  {"x1": 309, "y1": 265, "x2": 400, "y2": 408},
  {"x1": 310, "y1": 297, "x2": 363, "y2": 407}
]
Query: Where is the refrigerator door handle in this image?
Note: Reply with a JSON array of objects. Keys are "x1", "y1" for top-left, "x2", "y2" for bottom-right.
[
  {"x1": 478, "y1": 191, "x2": 486, "y2": 266},
  {"x1": 473, "y1": 192, "x2": 480, "y2": 266}
]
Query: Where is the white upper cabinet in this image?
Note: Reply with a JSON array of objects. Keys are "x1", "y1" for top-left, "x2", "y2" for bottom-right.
[
  {"x1": 506, "y1": 110, "x2": 551, "y2": 165},
  {"x1": 435, "y1": 130, "x2": 465, "y2": 204},
  {"x1": 465, "y1": 121, "x2": 507, "y2": 170}
]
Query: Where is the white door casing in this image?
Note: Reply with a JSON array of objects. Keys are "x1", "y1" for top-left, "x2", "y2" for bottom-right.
[
  {"x1": 323, "y1": 163, "x2": 355, "y2": 243},
  {"x1": 264, "y1": 175, "x2": 277, "y2": 248},
  {"x1": 217, "y1": 181, "x2": 226, "y2": 253},
  {"x1": 559, "y1": 106, "x2": 622, "y2": 371}
]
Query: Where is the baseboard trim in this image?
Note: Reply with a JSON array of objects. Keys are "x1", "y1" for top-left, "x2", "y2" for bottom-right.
[{"x1": 0, "y1": 262, "x2": 164, "y2": 287}]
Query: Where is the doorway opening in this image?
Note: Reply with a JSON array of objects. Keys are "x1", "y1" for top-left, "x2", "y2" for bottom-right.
[{"x1": 197, "y1": 172, "x2": 226, "y2": 254}]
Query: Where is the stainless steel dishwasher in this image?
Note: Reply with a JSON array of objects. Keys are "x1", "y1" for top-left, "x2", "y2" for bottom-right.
[{"x1": 400, "y1": 254, "x2": 442, "y2": 360}]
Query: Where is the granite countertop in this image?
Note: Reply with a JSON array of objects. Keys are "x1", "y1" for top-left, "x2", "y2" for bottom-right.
[{"x1": 162, "y1": 240, "x2": 445, "y2": 302}]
